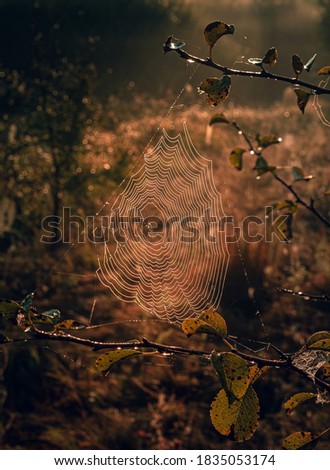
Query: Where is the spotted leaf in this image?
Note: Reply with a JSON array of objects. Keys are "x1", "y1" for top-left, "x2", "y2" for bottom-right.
[
  {"x1": 306, "y1": 331, "x2": 330, "y2": 351},
  {"x1": 211, "y1": 351, "x2": 251, "y2": 401},
  {"x1": 210, "y1": 387, "x2": 260, "y2": 442},
  {"x1": 198, "y1": 76, "x2": 231, "y2": 106},
  {"x1": 95, "y1": 349, "x2": 142, "y2": 377},
  {"x1": 283, "y1": 431, "x2": 323, "y2": 450},
  {"x1": 284, "y1": 392, "x2": 317, "y2": 415},
  {"x1": 182, "y1": 310, "x2": 227, "y2": 338}
]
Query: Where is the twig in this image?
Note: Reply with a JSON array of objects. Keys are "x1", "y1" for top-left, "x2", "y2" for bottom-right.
[
  {"x1": 278, "y1": 287, "x2": 330, "y2": 303},
  {"x1": 272, "y1": 172, "x2": 330, "y2": 229},
  {"x1": 170, "y1": 48, "x2": 330, "y2": 95}
]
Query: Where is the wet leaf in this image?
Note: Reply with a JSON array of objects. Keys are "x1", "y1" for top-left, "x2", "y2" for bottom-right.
[
  {"x1": 283, "y1": 431, "x2": 320, "y2": 450},
  {"x1": 294, "y1": 88, "x2": 311, "y2": 114},
  {"x1": 284, "y1": 392, "x2": 317, "y2": 415},
  {"x1": 306, "y1": 331, "x2": 330, "y2": 350},
  {"x1": 182, "y1": 310, "x2": 227, "y2": 338},
  {"x1": 21, "y1": 293, "x2": 34, "y2": 311},
  {"x1": 292, "y1": 54, "x2": 304, "y2": 77},
  {"x1": 95, "y1": 349, "x2": 141, "y2": 377},
  {"x1": 39, "y1": 309, "x2": 61, "y2": 325},
  {"x1": 229, "y1": 148, "x2": 246, "y2": 171},
  {"x1": 163, "y1": 35, "x2": 185, "y2": 54},
  {"x1": 0, "y1": 299, "x2": 24, "y2": 322},
  {"x1": 209, "y1": 113, "x2": 230, "y2": 125},
  {"x1": 204, "y1": 21, "x2": 235, "y2": 57},
  {"x1": 198, "y1": 76, "x2": 231, "y2": 106},
  {"x1": 262, "y1": 47, "x2": 278, "y2": 67},
  {"x1": 292, "y1": 166, "x2": 313, "y2": 182},
  {"x1": 211, "y1": 351, "x2": 251, "y2": 400},
  {"x1": 210, "y1": 387, "x2": 260, "y2": 442},
  {"x1": 257, "y1": 134, "x2": 281, "y2": 149},
  {"x1": 304, "y1": 53, "x2": 317, "y2": 72},
  {"x1": 317, "y1": 66, "x2": 330, "y2": 76},
  {"x1": 55, "y1": 319, "x2": 87, "y2": 330}
]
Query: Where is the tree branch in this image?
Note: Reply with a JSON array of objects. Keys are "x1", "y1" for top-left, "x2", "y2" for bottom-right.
[
  {"x1": 7, "y1": 328, "x2": 330, "y2": 393},
  {"x1": 278, "y1": 287, "x2": 330, "y2": 303},
  {"x1": 170, "y1": 48, "x2": 330, "y2": 95},
  {"x1": 272, "y1": 172, "x2": 330, "y2": 229}
]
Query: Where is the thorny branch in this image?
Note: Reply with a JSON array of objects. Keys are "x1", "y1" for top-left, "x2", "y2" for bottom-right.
[{"x1": 170, "y1": 48, "x2": 330, "y2": 95}]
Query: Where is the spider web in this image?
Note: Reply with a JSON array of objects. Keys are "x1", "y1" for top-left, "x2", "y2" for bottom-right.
[{"x1": 96, "y1": 124, "x2": 230, "y2": 323}]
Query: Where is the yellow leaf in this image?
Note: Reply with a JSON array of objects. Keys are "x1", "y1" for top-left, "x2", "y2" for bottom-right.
[
  {"x1": 210, "y1": 387, "x2": 260, "y2": 442},
  {"x1": 306, "y1": 331, "x2": 330, "y2": 350},
  {"x1": 198, "y1": 76, "x2": 231, "y2": 106},
  {"x1": 182, "y1": 310, "x2": 227, "y2": 338},
  {"x1": 95, "y1": 349, "x2": 141, "y2": 377},
  {"x1": 283, "y1": 431, "x2": 320, "y2": 450},
  {"x1": 284, "y1": 392, "x2": 316, "y2": 415},
  {"x1": 211, "y1": 352, "x2": 251, "y2": 400},
  {"x1": 318, "y1": 66, "x2": 330, "y2": 76},
  {"x1": 294, "y1": 88, "x2": 310, "y2": 114}
]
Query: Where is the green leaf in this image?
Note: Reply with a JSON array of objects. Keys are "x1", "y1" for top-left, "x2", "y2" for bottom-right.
[
  {"x1": 211, "y1": 351, "x2": 251, "y2": 400},
  {"x1": 39, "y1": 309, "x2": 61, "y2": 325},
  {"x1": 292, "y1": 166, "x2": 313, "y2": 182},
  {"x1": 304, "y1": 53, "x2": 317, "y2": 72},
  {"x1": 204, "y1": 21, "x2": 235, "y2": 57},
  {"x1": 209, "y1": 113, "x2": 230, "y2": 125},
  {"x1": 21, "y1": 293, "x2": 34, "y2": 311},
  {"x1": 262, "y1": 47, "x2": 278, "y2": 67},
  {"x1": 294, "y1": 88, "x2": 311, "y2": 114},
  {"x1": 0, "y1": 299, "x2": 24, "y2": 322},
  {"x1": 256, "y1": 134, "x2": 281, "y2": 149},
  {"x1": 229, "y1": 148, "x2": 245, "y2": 171},
  {"x1": 95, "y1": 349, "x2": 141, "y2": 377},
  {"x1": 292, "y1": 54, "x2": 304, "y2": 77},
  {"x1": 283, "y1": 431, "x2": 321, "y2": 450},
  {"x1": 210, "y1": 387, "x2": 260, "y2": 442},
  {"x1": 317, "y1": 66, "x2": 330, "y2": 76},
  {"x1": 284, "y1": 392, "x2": 317, "y2": 415},
  {"x1": 55, "y1": 319, "x2": 86, "y2": 330},
  {"x1": 163, "y1": 35, "x2": 185, "y2": 54},
  {"x1": 182, "y1": 310, "x2": 227, "y2": 338},
  {"x1": 306, "y1": 331, "x2": 330, "y2": 351},
  {"x1": 198, "y1": 76, "x2": 231, "y2": 107}
]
